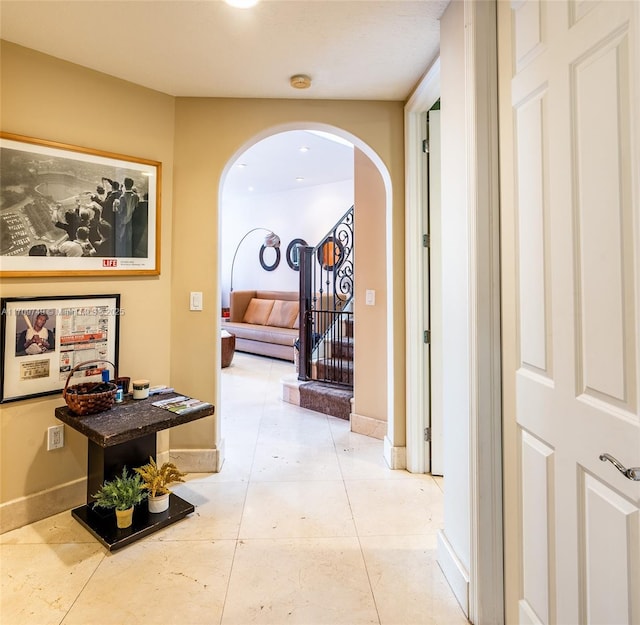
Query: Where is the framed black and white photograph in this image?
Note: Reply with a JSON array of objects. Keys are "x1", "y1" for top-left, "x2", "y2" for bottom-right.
[
  {"x1": 0, "y1": 294, "x2": 121, "y2": 403},
  {"x1": 0, "y1": 132, "x2": 161, "y2": 276}
]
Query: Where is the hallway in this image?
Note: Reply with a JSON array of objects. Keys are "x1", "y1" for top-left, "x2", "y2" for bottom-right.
[{"x1": 1, "y1": 352, "x2": 467, "y2": 625}]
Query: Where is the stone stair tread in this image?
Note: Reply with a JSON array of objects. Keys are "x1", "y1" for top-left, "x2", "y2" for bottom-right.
[
  {"x1": 299, "y1": 381, "x2": 353, "y2": 421},
  {"x1": 316, "y1": 357, "x2": 353, "y2": 385}
]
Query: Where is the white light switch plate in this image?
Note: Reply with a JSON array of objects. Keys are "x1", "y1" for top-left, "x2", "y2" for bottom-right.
[
  {"x1": 365, "y1": 289, "x2": 376, "y2": 306},
  {"x1": 190, "y1": 291, "x2": 203, "y2": 311}
]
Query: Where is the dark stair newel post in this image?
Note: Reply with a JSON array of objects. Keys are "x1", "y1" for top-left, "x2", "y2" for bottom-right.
[{"x1": 298, "y1": 245, "x2": 314, "y2": 382}]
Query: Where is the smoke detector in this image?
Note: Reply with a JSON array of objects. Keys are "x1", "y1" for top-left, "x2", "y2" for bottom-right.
[{"x1": 290, "y1": 74, "x2": 312, "y2": 90}]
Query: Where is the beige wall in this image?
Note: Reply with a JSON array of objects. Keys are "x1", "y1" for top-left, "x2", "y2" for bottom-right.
[
  {"x1": 0, "y1": 41, "x2": 406, "y2": 527},
  {"x1": 170, "y1": 97, "x2": 406, "y2": 451},
  {"x1": 0, "y1": 42, "x2": 176, "y2": 511},
  {"x1": 352, "y1": 148, "x2": 388, "y2": 436}
]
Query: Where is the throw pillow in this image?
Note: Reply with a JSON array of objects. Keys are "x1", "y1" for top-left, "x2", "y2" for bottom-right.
[
  {"x1": 243, "y1": 298, "x2": 275, "y2": 325},
  {"x1": 266, "y1": 300, "x2": 299, "y2": 328}
]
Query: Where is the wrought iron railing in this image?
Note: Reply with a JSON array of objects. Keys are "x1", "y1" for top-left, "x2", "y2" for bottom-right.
[{"x1": 298, "y1": 205, "x2": 354, "y2": 386}]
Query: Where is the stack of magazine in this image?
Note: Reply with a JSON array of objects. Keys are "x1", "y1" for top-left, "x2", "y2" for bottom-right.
[{"x1": 152, "y1": 395, "x2": 212, "y2": 415}]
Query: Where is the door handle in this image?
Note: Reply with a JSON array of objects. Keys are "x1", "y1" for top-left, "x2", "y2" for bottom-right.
[{"x1": 599, "y1": 453, "x2": 640, "y2": 481}]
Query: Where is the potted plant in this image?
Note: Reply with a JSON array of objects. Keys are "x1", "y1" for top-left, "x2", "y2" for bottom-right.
[
  {"x1": 91, "y1": 466, "x2": 147, "y2": 528},
  {"x1": 134, "y1": 457, "x2": 187, "y2": 513}
]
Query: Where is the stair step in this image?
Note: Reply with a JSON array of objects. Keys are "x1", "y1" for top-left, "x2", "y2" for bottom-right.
[
  {"x1": 299, "y1": 382, "x2": 353, "y2": 420},
  {"x1": 316, "y1": 358, "x2": 353, "y2": 385},
  {"x1": 330, "y1": 337, "x2": 353, "y2": 359}
]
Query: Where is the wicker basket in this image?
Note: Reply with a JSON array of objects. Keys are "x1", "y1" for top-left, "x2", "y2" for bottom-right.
[{"x1": 63, "y1": 359, "x2": 117, "y2": 416}]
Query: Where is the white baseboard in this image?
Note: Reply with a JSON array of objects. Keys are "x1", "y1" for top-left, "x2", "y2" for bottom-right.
[
  {"x1": 0, "y1": 478, "x2": 85, "y2": 535},
  {"x1": 156, "y1": 450, "x2": 170, "y2": 466},
  {"x1": 351, "y1": 412, "x2": 386, "y2": 440},
  {"x1": 168, "y1": 448, "x2": 219, "y2": 473},
  {"x1": 383, "y1": 435, "x2": 407, "y2": 469},
  {"x1": 437, "y1": 529, "x2": 470, "y2": 617}
]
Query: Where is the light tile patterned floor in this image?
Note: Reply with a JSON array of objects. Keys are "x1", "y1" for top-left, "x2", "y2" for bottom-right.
[{"x1": 0, "y1": 352, "x2": 468, "y2": 625}]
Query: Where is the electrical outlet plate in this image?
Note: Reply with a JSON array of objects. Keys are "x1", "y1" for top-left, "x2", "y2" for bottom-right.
[{"x1": 47, "y1": 425, "x2": 64, "y2": 450}]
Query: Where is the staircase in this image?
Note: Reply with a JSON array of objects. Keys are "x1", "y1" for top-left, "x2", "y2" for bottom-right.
[
  {"x1": 282, "y1": 205, "x2": 355, "y2": 421},
  {"x1": 298, "y1": 316, "x2": 353, "y2": 420}
]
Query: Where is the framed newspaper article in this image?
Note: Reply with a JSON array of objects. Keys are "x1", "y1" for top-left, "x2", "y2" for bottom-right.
[
  {"x1": 0, "y1": 294, "x2": 121, "y2": 403},
  {"x1": 0, "y1": 132, "x2": 161, "y2": 276}
]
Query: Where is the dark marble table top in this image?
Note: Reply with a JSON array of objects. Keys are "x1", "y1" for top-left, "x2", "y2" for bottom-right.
[{"x1": 54, "y1": 393, "x2": 214, "y2": 447}]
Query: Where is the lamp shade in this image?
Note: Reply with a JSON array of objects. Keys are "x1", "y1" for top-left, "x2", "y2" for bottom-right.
[
  {"x1": 263, "y1": 232, "x2": 281, "y2": 248},
  {"x1": 230, "y1": 227, "x2": 280, "y2": 292}
]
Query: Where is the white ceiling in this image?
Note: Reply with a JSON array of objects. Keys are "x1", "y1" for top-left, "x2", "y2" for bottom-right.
[
  {"x1": 0, "y1": 0, "x2": 447, "y2": 195},
  {"x1": 0, "y1": 0, "x2": 447, "y2": 100},
  {"x1": 223, "y1": 129, "x2": 355, "y2": 196}
]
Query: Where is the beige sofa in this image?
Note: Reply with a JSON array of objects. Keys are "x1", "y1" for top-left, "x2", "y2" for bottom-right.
[{"x1": 226, "y1": 290, "x2": 299, "y2": 361}]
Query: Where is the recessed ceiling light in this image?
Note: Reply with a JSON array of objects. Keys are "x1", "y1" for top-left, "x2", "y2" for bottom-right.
[
  {"x1": 296, "y1": 177, "x2": 304, "y2": 182},
  {"x1": 225, "y1": 0, "x2": 259, "y2": 8},
  {"x1": 237, "y1": 163, "x2": 247, "y2": 168},
  {"x1": 299, "y1": 146, "x2": 310, "y2": 153}
]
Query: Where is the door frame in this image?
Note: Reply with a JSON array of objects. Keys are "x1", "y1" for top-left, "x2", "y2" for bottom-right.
[{"x1": 404, "y1": 1, "x2": 503, "y2": 622}]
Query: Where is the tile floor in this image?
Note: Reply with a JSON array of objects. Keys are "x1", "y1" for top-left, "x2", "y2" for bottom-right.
[{"x1": 1, "y1": 352, "x2": 468, "y2": 625}]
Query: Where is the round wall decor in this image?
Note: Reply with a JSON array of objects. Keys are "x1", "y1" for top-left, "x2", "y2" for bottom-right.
[
  {"x1": 316, "y1": 236, "x2": 344, "y2": 271},
  {"x1": 286, "y1": 238, "x2": 307, "y2": 270},
  {"x1": 259, "y1": 244, "x2": 281, "y2": 271}
]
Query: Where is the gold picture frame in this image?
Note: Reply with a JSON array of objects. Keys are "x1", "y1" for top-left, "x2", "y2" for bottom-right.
[{"x1": 0, "y1": 132, "x2": 161, "y2": 276}]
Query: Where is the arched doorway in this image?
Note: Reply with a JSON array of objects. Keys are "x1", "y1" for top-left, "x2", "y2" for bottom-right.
[{"x1": 217, "y1": 123, "x2": 402, "y2": 466}]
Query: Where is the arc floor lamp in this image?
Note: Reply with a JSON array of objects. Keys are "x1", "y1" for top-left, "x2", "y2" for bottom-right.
[{"x1": 229, "y1": 227, "x2": 281, "y2": 292}]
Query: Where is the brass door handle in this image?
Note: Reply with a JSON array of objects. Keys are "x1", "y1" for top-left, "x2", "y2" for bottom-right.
[{"x1": 599, "y1": 453, "x2": 640, "y2": 481}]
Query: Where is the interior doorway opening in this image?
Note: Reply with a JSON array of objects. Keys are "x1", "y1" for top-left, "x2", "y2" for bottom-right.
[{"x1": 217, "y1": 122, "x2": 399, "y2": 464}]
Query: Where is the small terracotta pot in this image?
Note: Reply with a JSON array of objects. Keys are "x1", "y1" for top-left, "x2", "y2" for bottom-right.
[{"x1": 115, "y1": 507, "x2": 134, "y2": 528}]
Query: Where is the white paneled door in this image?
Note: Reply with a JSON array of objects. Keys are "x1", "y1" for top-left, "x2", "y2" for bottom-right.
[{"x1": 507, "y1": 1, "x2": 640, "y2": 623}]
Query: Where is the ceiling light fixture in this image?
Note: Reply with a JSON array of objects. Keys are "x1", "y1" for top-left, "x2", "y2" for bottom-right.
[
  {"x1": 290, "y1": 74, "x2": 312, "y2": 90},
  {"x1": 224, "y1": 0, "x2": 259, "y2": 8},
  {"x1": 296, "y1": 177, "x2": 304, "y2": 182},
  {"x1": 299, "y1": 146, "x2": 310, "y2": 153}
]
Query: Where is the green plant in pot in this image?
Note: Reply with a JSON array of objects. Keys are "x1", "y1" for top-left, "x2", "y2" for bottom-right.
[
  {"x1": 134, "y1": 457, "x2": 187, "y2": 513},
  {"x1": 92, "y1": 466, "x2": 147, "y2": 528}
]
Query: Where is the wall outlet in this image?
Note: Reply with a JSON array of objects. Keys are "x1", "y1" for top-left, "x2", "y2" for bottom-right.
[{"x1": 47, "y1": 425, "x2": 64, "y2": 450}]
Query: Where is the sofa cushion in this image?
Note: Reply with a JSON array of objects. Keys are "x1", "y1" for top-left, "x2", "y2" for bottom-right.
[
  {"x1": 226, "y1": 322, "x2": 297, "y2": 346},
  {"x1": 266, "y1": 300, "x2": 299, "y2": 328},
  {"x1": 242, "y1": 298, "x2": 275, "y2": 325}
]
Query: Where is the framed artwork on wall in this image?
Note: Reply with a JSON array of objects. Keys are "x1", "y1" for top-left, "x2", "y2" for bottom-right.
[
  {"x1": 0, "y1": 132, "x2": 161, "y2": 276},
  {"x1": 0, "y1": 294, "x2": 121, "y2": 403},
  {"x1": 317, "y1": 236, "x2": 344, "y2": 271},
  {"x1": 259, "y1": 244, "x2": 281, "y2": 271},
  {"x1": 286, "y1": 238, "x2": 307, "y2": 270}
]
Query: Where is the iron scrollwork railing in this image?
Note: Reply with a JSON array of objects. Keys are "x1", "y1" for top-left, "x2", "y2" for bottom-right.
[{"x1": 298, "y1": 205, "x2": 354, "y2": 386}]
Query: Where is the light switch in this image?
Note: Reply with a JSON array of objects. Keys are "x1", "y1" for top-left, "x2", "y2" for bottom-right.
[
  {"x1": 190, "y1": 291, "x2": 203, "y2": 311},
  {"x1": 365, "y1": 289, "x2": 376, "y2": 306}
]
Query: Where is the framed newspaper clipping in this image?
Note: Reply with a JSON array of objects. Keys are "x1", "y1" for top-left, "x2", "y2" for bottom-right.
[{"x1": 0, "y1": 294, "x2": 121, "y2": 403}]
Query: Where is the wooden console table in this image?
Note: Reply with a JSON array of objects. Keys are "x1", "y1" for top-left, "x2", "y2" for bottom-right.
[{"x1": 55, "y1": 393, "x2": 214, "y2": 551}]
